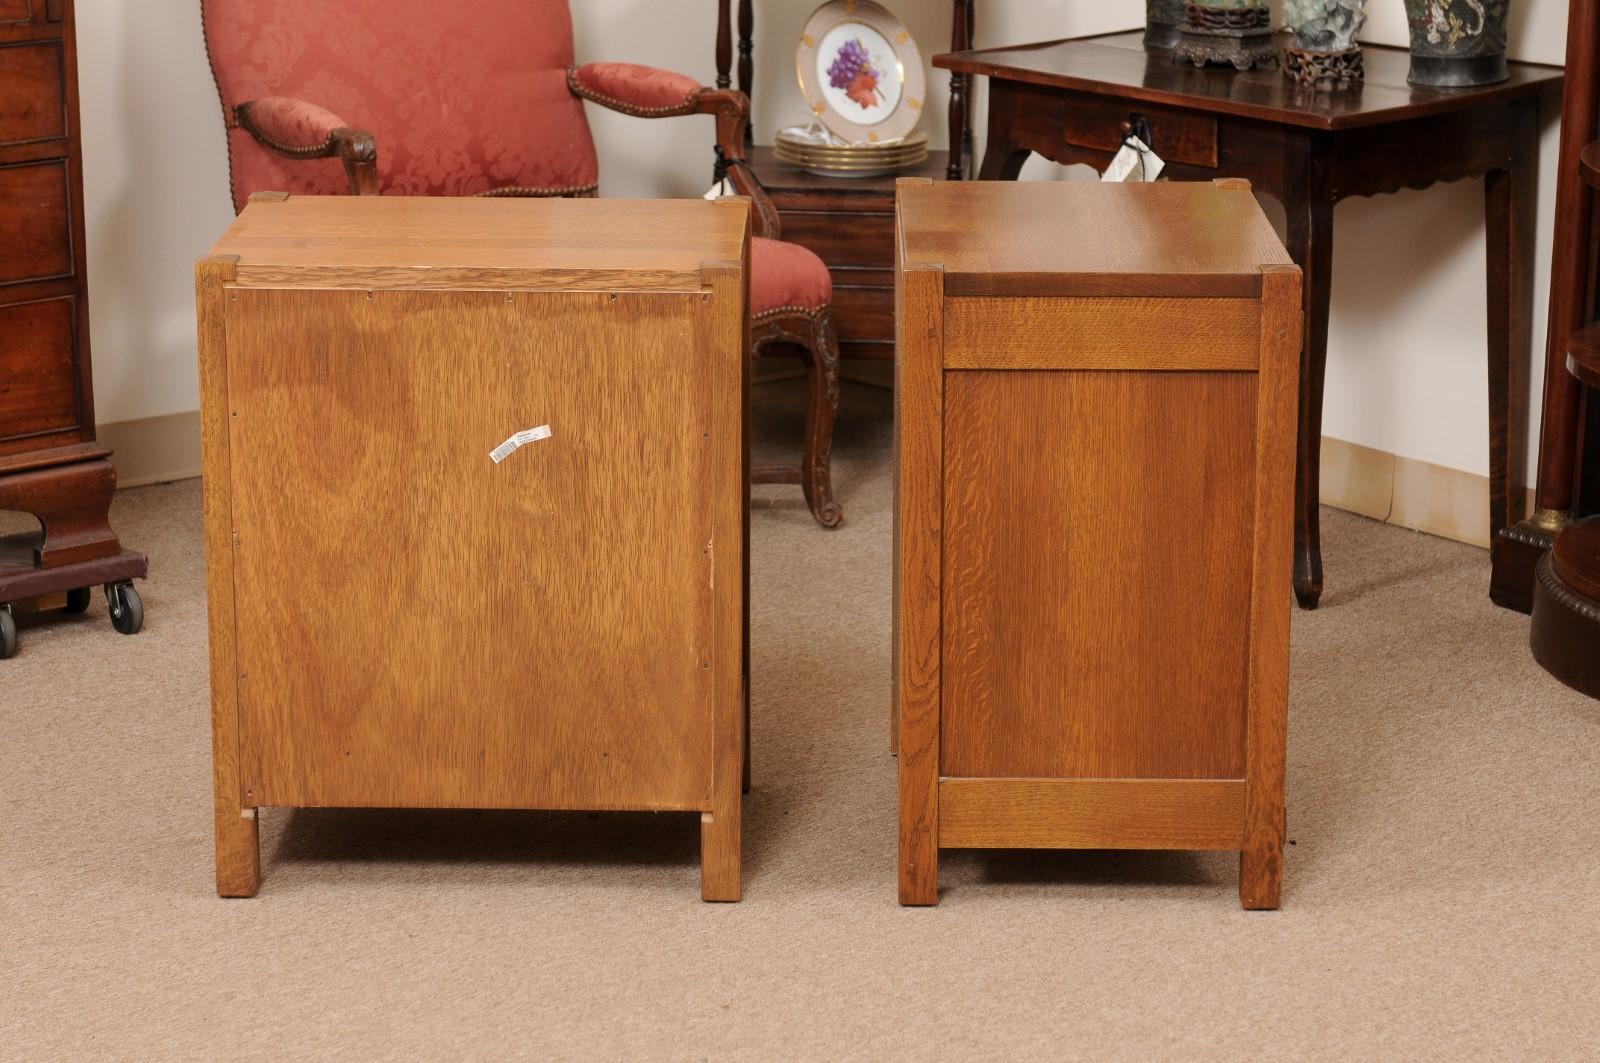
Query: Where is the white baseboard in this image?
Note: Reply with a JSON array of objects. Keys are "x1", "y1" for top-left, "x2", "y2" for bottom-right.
[
  {"x1": 1319, "y1": 436, "x2": 1533, "y2": 550},
  {"x1": 98, "y1": 410, "x2": 202, "y2": 488},
  {"x1": 93, "y1": 412, "x2": 1520, "y2": 551}
]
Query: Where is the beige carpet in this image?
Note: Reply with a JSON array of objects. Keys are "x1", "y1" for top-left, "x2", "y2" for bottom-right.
[{"x1": 3, "y1": 378, "x2": 1598, "y2": 1061}]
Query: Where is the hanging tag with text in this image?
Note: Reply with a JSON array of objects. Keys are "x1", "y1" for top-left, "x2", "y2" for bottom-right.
[{"x1": 1101, "y1": 136, "x2": 1166, "y2": 183}]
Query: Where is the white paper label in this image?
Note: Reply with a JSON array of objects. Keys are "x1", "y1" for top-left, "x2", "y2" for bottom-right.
[
  {"x1": 1101, "y1": 136, "x2": 1166, "y2": 183},
  {"x1": 490, "y1": 424, "x2": 552, "y2": 464}
]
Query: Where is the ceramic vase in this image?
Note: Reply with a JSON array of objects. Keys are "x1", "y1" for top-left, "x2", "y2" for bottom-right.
[
  {"x1": 1404, "y1": 0, "x2": 1510, "y2": 87},
  {"x1": 1283, "y1": 0, "x2": 1368, "y2": 85},
  {"x1": 1145, "y1": 0, "x2": 1186, "y2": 49}
]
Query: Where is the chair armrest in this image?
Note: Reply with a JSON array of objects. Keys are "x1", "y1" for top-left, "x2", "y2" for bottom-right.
[
  {"x1": 234, "y1": 97, "x2": 378, "y2": 196},
  {"x1": 567, "y1": 64, "x2": 779, "y2": 239}
]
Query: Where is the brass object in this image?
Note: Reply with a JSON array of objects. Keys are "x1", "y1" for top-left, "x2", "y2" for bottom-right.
[{"x1": 1530, "y1": 507, "x2": 1572, "y2": 534}]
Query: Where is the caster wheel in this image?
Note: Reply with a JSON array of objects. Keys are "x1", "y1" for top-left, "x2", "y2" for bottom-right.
[
  {"x1": 65, "y1": 587, "x2": 92, "y2": 614},
  {"x1": 0, "y1": 607, "x2": 15, "y2": 660},
  {"x1": 106, "y1": 582, "x2": 143, "y2": 636}
]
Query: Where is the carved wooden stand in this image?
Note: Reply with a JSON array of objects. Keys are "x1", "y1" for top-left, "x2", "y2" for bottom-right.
[{"x1": 1173, "y1": 4, "x2": 1277, "y2": 72}]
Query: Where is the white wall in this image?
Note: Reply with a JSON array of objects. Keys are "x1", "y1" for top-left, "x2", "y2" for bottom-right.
[{"x1": 76, "y1": 0, "x2": 1567, "y2": 483}]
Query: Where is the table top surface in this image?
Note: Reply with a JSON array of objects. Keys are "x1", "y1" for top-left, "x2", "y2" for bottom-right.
[
  {"x1": 897, "y1": 180, "x2": 1292, "y2": 297},
  {"x1": 208, "y1": 195, "x2": 750, "y2": 288},
  {"x1": 936, "y1": 30, "x2": 1562, "y2": 132}
]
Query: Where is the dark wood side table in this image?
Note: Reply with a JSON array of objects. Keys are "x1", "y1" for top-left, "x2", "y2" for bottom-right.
[
  {"x1": 748, "y1": 146, "x2": 948, "y2": 362},
  {"x1": 715, "y1": 0, "x2": 977, "y2": 178},
  {"x1": 716, "y1": 2, "x2": 978, "y2": 362},
  {"x1": 938, "y1": 32, "x2": 1562, "y2": 610}
]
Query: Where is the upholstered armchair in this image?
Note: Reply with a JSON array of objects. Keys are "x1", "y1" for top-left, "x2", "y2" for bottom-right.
[{"x1": 201, "y1": 1, "x2": 843, "y2": 527}]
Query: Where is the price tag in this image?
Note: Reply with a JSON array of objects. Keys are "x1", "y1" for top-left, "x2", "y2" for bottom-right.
[
  {"x1": 1102, "y1": 135, "x2": 1166, "y2": 183},
  {"x1": 490, "y1": 424, "x2": 552, "y2": 464}
]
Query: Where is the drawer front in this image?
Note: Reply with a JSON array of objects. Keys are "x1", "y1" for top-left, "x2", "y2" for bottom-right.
[
  {"x1": 0, "y1": 0, "x2": 32, "y2": 23},
  {"x1": 0, "y1": 295, "x2": 78, "y2": 442},
  {"x1": 778, "y1": 209, "x2": 894, "y2": 269},
  {"x1": 0, "y1": 41, "x2": 64, "y2": 145},
  {"x1": 1060, "y1": 96, "x2": 1219, "y2": 169},
  {"x1": 0, "y1": 159, "x2": 71, "y2": 283}
]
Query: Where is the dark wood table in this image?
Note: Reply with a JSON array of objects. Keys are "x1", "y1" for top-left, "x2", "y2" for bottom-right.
[{"x1": 937, "y1": 31, "x2": 1562, "y2": 610}]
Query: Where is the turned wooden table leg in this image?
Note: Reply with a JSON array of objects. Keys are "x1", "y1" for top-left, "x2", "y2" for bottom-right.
[{"x1": 1284, "y1": 184, "x2": 1335, "y2": 611}]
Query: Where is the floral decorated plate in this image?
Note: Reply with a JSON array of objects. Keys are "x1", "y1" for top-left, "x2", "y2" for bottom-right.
[{"x1": 796, "y1": 0, "x2": 925, "y2": 146}]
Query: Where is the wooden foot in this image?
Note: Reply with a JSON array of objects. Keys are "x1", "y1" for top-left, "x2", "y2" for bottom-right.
[
  {"x1": 0, "y1": 457, "x2": 122, "y2": 568},
  {"x1": 215, "y1": 806, "x2": 260, "y2": 897},
  {"x1": 1239, "y1": 844, "x2": 1282, "y2": 910},
  {"x1": 700, "y1": 808, "x2": 741, "y2": 902},
  {"x1": 898, "y1": 817, "x2": 938, "y2": 906}
]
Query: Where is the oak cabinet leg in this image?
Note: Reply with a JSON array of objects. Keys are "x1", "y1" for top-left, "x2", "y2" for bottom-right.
[
  {"x1": 899, "y1": 843, "x2": 938, "y2": 906},
  {"x1": 1239, "y1": 843, "x2": 1283, "y2": 910},
  {"x1": 215, "y1": 806, "x2": 260, "y2": 898},
  {"x1": 700, "y1": 808, "x2": 741, "y2": 902}
]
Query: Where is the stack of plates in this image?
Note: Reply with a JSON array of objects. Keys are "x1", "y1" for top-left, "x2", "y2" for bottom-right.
[{"x1": 774, "y1": 129, "x2": 929, "y2": 178}]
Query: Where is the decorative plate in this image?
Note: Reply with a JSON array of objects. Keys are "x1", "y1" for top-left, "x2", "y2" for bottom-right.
[{"x1": 796, "y1": 0, "x2": 925, "y2": 145}]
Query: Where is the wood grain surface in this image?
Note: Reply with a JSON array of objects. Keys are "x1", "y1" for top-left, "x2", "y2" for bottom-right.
[
  {"x1": 1240, "y1": 266, "x2": 1301, "y2": 910},
  {"x1": 896, "y1": 181, "x2": 1291, "y2": 299},
  {"x1": 943, "y1": 296, "x2": 1260, "y2": 370},
  {"x1": 895, "y1": 180, "x2": 1300, "y2": 907},
  {"x1": 698, "y1": 254, "x2": 749, "y2": 902},
  {"x1": 939, "y1": 778, "x2": 1246, "y2": 850},
  {"x1": 224, "y1": 289, "x2": 717, "y2": 812},
  {"x1": 939, "y1": 367, "x2": 1258, "y2": 780},
  {"x1": 209, "y1": 195, "x2": 751, "y2": 294},
  {"x1": 196, "y1": 253, "x2": 258, "y2": 897},
  {"x1": 894, "y1": 185, "x2": 945, "y2": 905}
]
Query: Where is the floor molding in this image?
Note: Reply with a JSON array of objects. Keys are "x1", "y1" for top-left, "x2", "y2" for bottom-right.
[
  {"x1": 1319, "y1": 435, "x2": 1532, "y2": 550},
  {"x1": 97, "y1": 410, "x2": 202, "y2": 488}
]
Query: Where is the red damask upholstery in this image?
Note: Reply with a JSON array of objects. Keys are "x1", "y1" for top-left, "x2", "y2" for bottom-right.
[
  {"x1": 202, "y1": 0, "x2": 599, "y2": 210},
  {"x1": 568, "y1": 63, "x2": 703, "y2": 115},
  {"x1": 751, "y1": 238, "x2": 833, "y2": 317},
  {"x1": 236, "y1": 96, "x2": 349, "y2": 152}
]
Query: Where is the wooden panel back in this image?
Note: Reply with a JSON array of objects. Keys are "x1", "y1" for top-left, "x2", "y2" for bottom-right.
[
  {"x1": 224, "y1": 288, "x2": 716, "y2": 811},
  {"x1": 940, "y1": 366, "x2": 1258, "y2": 779}
]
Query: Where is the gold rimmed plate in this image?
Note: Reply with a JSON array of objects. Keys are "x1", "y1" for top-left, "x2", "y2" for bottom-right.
[{"x1": 796, "y1": 0, "x2": 925, "y2": 145}]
